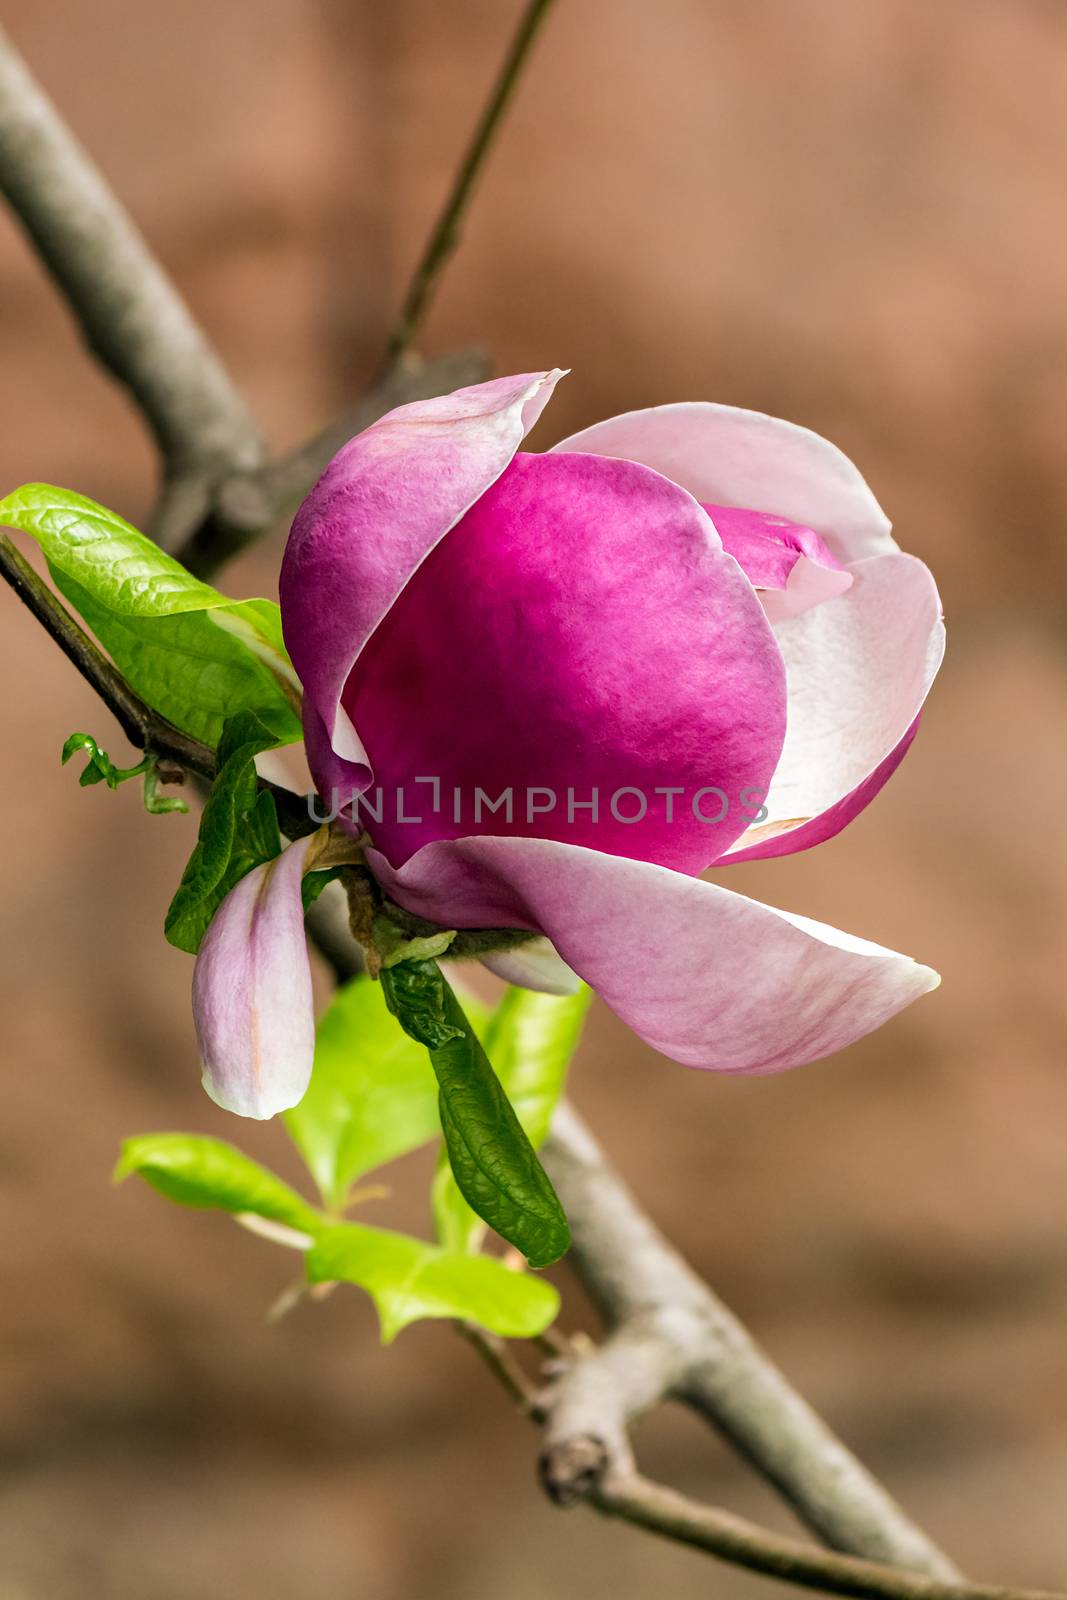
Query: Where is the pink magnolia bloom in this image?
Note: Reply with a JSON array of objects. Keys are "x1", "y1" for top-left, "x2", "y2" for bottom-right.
[{"x1": 196, "y1": 370, "x2": 944, "y2": 1117}]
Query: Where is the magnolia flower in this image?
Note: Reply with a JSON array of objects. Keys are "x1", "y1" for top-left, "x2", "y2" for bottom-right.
[{"x1": 195, "y1": 370, "x2": 944, "y2": 1116}]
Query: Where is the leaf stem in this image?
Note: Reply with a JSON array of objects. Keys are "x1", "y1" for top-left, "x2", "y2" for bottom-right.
[{"x1": 455, "y1": 1321, "x2": 544, "y2": 1416}]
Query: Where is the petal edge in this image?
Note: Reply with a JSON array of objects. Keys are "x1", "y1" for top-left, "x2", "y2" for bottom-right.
[
  {"x1": 553, "y1": 401, "x2": 896, "y2": 565},
  {"x1": 282, "y1": 370, "x2": 564, "y2": 793},
  {"x1": 368, "y1": 836, "x2": 938, "y2": 1075}
]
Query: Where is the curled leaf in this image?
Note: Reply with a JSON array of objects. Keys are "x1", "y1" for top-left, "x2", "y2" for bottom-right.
[
  {"x1": 61, "y1": 730, "x2": 146, "y2": 790},
  {"x1": 382, "y1": 960, "x2": 571, "y2": 1268}
]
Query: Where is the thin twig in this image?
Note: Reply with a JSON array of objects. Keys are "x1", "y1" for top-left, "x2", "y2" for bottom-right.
[
  {"x1": 0, "y1": 25, "x2": 262, "y2": 479},
  {"x1": 590, "y1": 1473, "x2": 1063, "y2": 1600},
  {"x1": 383, "y1": 0, "x2": 558, "y2": 366},
  {"x1": 462, "y1": 1314, "x2": 1061, "y2": 1600},
  {"x1": 455, "y1": 1321, "x2": 544, "y2": 1416}
]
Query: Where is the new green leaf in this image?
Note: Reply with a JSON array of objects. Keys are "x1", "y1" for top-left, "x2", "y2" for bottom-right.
[
  {"x1": 487, "y1": 984, "x2": 590, "y2": 1145},
  {"x1": 0, "y1": 484, "x2": 301, "y2": 746},
  {"x1": 381, "y1": 960, "x2": 571, "y2": 1269},
  {"x1": 115, "y1": 1133, "x2": 323, "y2": 1235},
  {"x1": 307, "y1": 1222, "x2": 559, "y2": 1343},
  {"x1": 62, "y1": 730, "x2": 146, "y2": 789},
  {"x1": 164, "y1": 710, "x2": 281, "y2": 953},
  {"x1": 432, "y1": 984, "x2": 590, "y2": 1253}
]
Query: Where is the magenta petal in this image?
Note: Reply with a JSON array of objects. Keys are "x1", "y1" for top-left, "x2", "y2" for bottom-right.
[
  {"x1": 281, "y1": 370, "x2": 564, "y2": 792},
  {"x1": 705, "y1": 503, "x2": 853, "y2": 623},
  {"x1": 720, "y1": 553, "x2": 944, "y2": 863},
  {"x1": 345, "y1": 450, "x2": 787, "y2": 872},
  {"x1": 368, "y1": 837, "x2": 939, "y2": 1074},
  {"x1": 192, "y1": 838, "x2": 315, "y2": 1119},
  {"x1": 554, "y1": 402, "x2": 895, "y2": 566}
]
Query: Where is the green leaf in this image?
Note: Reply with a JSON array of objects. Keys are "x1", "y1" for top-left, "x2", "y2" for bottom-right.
[
  {"x1": 485, "y1": 985, "x2": 590, "y2": 1147},
  {"x1": 164, "y1": 710, "x2": 281, "y2": 954},
  {"x1": 0, "y1": 485, "x2": 301, "y2": 746},
  {"x1": 381, "y1": 960, "x2": 571, "y2": 1269},
  {"x1": 432, "y1": 984, "x2": 590, "y2": 1253},
  {"x1": 284, "y1": 972, "x2": 491, "y2": 1210},
  {"x1": 306, "y1": 1221, "x2": 559, "y2": 1343},
  {"x1": 301, "y1": 866, "x2": 343, "y2": 913},
  {"x1": 115, "y1": 1133, "x2": 323, "y2": 1234},
  {"x1": 380, "y1": 957, "x2": 465, "y2": 1049},
  {"x1": 430, "y1": 1153, "x2": 481, "y2": 1254}
]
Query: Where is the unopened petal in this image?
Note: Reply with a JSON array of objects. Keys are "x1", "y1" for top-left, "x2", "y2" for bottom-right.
[
  {"x1": 553, "y1": 401, "x2": 896, "y2": 566},
  {"x1": 705, "y1": 503, "x2": 853, "y2": 622},
  {"x1": 192, "y1": 838, "x2": 316, "y2": 1119}
]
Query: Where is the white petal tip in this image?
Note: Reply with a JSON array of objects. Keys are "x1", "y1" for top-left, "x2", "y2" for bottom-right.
[{"x1": 200, "y1": 1067, "x2": 293, "y2": 1122}]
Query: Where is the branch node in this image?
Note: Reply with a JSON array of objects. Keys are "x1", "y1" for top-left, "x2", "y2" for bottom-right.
[{"x1": 538, "y1": 1434, "x2": 610, "y2": 1508}]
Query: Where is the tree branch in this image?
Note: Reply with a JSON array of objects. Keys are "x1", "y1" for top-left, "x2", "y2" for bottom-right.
[
  {"x1": 175, "y1": 348, "x2": 489, "y2": 580},
  {"x1": 540, "y1": 1103, "x2": 961, "y2": 1580},
  {"x1": 383, "y1": 0, "x2": 558, "y2": 366},
  {"x1": 0, "y1": 24, "x2": 263, "y2": 481},
  {"x1": 0, "y1": 29, "x2": 491, "y2": 569},
  {"x1": 281, "y1": 889, "x2": 970, "y2": 1588}
]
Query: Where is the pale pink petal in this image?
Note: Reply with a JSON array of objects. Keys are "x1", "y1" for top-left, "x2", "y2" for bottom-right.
[
  {"x1": 480, "y1": 938, "x2": 581, "y2": 996},
  {"x1": 553, "y1": 402, "x2": 896, "y2": 566},
  {"x1": 368, "y1": 837, "x2": 939, "y2": 1075},
  {"x1": 281, "y1": 370, "x2": 564, "y2": 792},
  {"x1": 347, "y1": 451, "x2": 786, "y2": 872},
  {"x1": 192, "y1": 838, "x2": 316, "y2": 1119},
  {"x1": 721, "y1": 553, "x2": 944, "y2": 863}
]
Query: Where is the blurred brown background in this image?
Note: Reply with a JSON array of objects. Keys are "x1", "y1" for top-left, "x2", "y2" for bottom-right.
[{"x1": 2, "y1": 2, "x2": 1066, "y2": 1596}]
